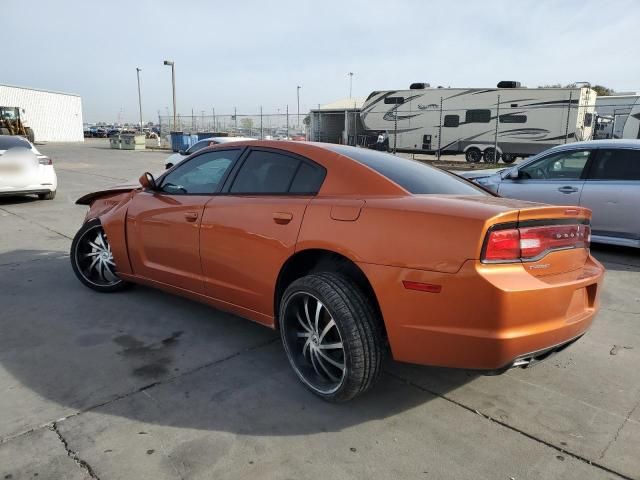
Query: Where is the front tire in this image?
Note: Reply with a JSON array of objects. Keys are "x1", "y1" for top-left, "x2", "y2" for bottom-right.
[
  {"x1": 70, "y1": 219, "x2": 129, "y2": 293},
  {"x1": 38, "y1": 190, "x2": 56, "y2": 200},
  {"x1": 279, "y1": 272, "x2": 383, "y2": 402},
  {"x1": 465, "y1": 148, "x2": 482, "y2": 163},
  {"x1": 483, "y1": 147, "x2": 499, "y2": 164}
]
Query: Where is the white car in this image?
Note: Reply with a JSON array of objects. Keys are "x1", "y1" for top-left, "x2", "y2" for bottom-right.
[
  {"x1": 0, "y1": 136, "x2": 57, "y2": 200},
  {"x1": 165, "y1": 137, "x2": 256, "y2": 169}
]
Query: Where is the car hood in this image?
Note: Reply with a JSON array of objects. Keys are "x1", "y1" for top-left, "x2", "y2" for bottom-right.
[{"x1": 76, "y1": 182, "x2": 139, "y2": 205}]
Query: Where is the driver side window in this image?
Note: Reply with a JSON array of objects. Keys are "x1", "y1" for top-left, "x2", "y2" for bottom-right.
[
  {"x1": 160, "y1": 150, "x2": 239, "y2": 194},
  {"x1": 519, "y1": 150, "x2": 591, "y2": 180}
]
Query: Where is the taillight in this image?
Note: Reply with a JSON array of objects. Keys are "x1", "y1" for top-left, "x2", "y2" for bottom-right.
[
  {"x1": 483, "y1": 223, "x2": 590, "y2": 263},
  {"x1": 38, "y1": 156, "x2": 52, "y2": 165}
]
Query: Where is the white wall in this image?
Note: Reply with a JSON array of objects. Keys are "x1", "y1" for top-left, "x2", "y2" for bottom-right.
[{"x1": 0, "y1": 84, "x2": 84, "y2": 142}]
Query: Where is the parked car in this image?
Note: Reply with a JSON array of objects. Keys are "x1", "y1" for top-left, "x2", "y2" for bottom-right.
[
  {"x1": 70, "y1": 141, "x2": 603, "y2": 401},
  {"x1": 0, "y1": 135, "x2": 57, "y2": 200},
  {"x1": 460, "y1": 140, "x2": 640, "y2": 248},
  {"x1": 165, "y1": 137, "x2": 256, "y2": 169}
]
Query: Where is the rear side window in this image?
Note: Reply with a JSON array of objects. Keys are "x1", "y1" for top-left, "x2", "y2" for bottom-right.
[
  {"x1": 323, "y1": 145, "x2": 488, "y2": 195},
  {"x1": 499, "y1": 114, "x2": 527, "y2": 123},
  {"x1": 465, "y1": 109, "x2": 491, "y2": 123},
  {"x1": 384, "y1": 96, "x2": 405, "y2": 104},
  {"x1": 588, "y1": 149, "x2": 640, "y2": 180},
  {"x1": 230, "y1": 150, "x2": 325, "y2": 194}
]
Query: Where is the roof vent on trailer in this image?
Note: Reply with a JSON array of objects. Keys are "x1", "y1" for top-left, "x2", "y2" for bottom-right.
[
  {"x1": 497, "y1": 81, "x2": 522, "y2": 88},
  {"x1": 410, "y1": 82, "x2": 430, "y2": 89}
]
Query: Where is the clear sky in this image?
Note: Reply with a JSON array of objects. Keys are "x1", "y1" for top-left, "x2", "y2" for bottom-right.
[{"x1": 3, "y1": 0, "x2": 639, "y2": 123}]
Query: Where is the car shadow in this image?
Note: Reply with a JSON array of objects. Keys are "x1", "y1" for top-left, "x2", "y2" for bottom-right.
[
  {"x1": 1, "y1": 249, "x2": 478, "y2": 437},
  {"x1": 591, "y1": 243, "x2": 640, "y2": 272},
  {"x1": 0, "y1": 195, "x2": 42, "y2": 206}
]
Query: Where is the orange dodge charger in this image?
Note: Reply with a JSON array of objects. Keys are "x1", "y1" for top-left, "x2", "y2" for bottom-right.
[{"x1": 71, "y1": 141, "x2": 604, "y2": 402}]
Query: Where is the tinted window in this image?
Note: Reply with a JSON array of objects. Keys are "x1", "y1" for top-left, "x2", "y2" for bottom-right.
[
  {"x1": 0, "y1": 136, "x2": 30, "y2": 150},
  {"x1": 185, "y1": 139, "x2": 211, "y2": 154},
  {"x1": 465, "y1": 109, "x2": 491, "y2": 123},
  {"x1": 443, "y1": 115, "x2": 459, "y2": 127},
  {"x1": 290, "y1": 162, "x2": 326, "y2": 193},
  {"x1": 588, "y1": 149, "x2": 640, "y2": 180},
  {"x1": 499, "y1": 114, "x2": 527, "y2": 123},
  {"x1": 323, "y1": 145, "x2": 488, "y2": 195},
  {"x1": 384, "y1": 97, "x2": 405, "y2": 104},
  {"x1": 160, "y1": 150, "x2": 238, "y2": 194},
  {"x1": 231, "y1": 150, "x2": 299, "y2": 194},
  {"x1": 519, "y1": 150, "x2": 590, "y2": 180}
]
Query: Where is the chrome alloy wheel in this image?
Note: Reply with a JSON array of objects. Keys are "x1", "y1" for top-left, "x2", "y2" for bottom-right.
[
  {"x1": 74, "y1": 226, "x2": 122, "y2": 287},
  {"x1": 281, "y1": 292, "x2": 346, "y2": 394}
]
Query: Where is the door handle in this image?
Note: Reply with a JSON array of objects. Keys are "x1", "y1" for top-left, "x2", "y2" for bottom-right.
[
  {"x1": 558, "y1": 186, "x2": 579, "y2": 194},
  {"x1": 273, "y1": 212, "x2": 293, "y2": 224},
  {"x1": 184, "y1": 211, "x2": 199, "y2": 222}
]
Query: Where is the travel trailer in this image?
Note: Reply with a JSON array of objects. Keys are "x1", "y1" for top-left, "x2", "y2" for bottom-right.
[
  {"x1": 360, "y1": 82, "x2": 596, "y2": 163},
  {"x1": 594, "y1": 95, "x2": 640, "y2": 140}
]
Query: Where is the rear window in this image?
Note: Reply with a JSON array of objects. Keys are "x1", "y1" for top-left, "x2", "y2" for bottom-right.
[
  {"x1": 0, "y1": 136, "x2": 30, "y2": 150},
  {"x1": 323, "y1": 145, "x2": 488, "y2": 195}
]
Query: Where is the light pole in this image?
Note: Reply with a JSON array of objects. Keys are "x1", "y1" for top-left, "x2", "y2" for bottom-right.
[
  {"x1": 348, "y1": 72, "x2": 354, "y2": 99},
  {"x1": 163, "y1": 60, "x2": 177, "y2": 131},
  {"x1": 136, "y1": 67, "x2": 143, "y2": 133},
  {"x1": 297, "y1": 85, "x2": 301, "y2": 129}
]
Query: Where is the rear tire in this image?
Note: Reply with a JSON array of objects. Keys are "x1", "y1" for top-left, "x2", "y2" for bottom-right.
[
  {"x1": 38, "y1": 190, "x2": 56, "y2": 200},
  {"x1": 70, "y1": 219, "x2": 130, "y2": 293},
  {"x1": 483, "y1": 147, "x2": 499, "y2": 164},
  {"x1": 0, "y1": 127, "x2": 9, "y2": 136},
  {"x1": 502, "y1": 153, "x2": 517, "y2": 164},
  {"x1": 279, "y1": 272, "x2": 383, "y2": 402},
  {"x1": 465, "y1": 148, "x2": 482, "y2": 163},
  {"x1": 25, "y1": 127, "x2": 35, "y2": 143}
]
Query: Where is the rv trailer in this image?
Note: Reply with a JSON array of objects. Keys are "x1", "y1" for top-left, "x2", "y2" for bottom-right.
[
  {"x1": 594, "y1": 95, "x2": 640, "y2": 140},
  {"x1": 360, "y1": 82, "x2": 596, "y2": 163}
]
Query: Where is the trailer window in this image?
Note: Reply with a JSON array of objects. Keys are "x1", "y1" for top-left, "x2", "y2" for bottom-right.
[
  {"x1": 443, "y1": 115, "x2": 459, "y2": 127},
  {"x1": 584, "y1": 113, "x2": 593, "y2": 127},
  {"x1": 499, "y1": 114, "x2": 527, "y2": 123},
  {"x1": 465, "y1": 109, "x2": 491, "y2": 123},
  {"x1": 384, "y1": 97, "x2": 405, "y2": 105}
]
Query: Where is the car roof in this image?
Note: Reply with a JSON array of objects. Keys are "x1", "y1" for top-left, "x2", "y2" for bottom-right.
[{"x1": 549, "y1": 139, "x2": 640, "y2": 151}]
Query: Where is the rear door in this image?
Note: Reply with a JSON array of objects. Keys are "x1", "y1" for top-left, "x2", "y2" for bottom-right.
[
  {"x1": 126, "y1": 149, "x2": 240, "y2": 292},
  {"x1": 498, "y1": 149, "x2": 592, "y2": 205},
  {"x1": 200, "y1": 148, "x2": 326, "y2": 322},
  {"x1": 580, "y1": 147, "x2": 640, "y2": 242}
]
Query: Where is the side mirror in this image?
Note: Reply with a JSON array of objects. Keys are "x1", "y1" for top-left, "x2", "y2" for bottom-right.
[
  {"x1": 138, "y1": 172, "x2": 157, "y2": 190},
  {"x1": 504, "y1": 169, "x2": 519, "y2": 180},
  {"x1": 178, "y1": 149, "x2": 187, "y2": 155}
]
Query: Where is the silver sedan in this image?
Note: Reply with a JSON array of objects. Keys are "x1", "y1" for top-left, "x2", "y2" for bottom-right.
[{"x1": 460, "y1": 139, "x2": 640, "y2": 248}]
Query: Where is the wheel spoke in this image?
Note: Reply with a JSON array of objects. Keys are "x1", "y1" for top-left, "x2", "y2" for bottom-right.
[
  {"x1": 303, "y1": 297, "x2": 314, "y2": 333},
  {"x1": 302, "y1": 337, "x2": 311, "y2": 358},
  {"x1": 296, "y1": 331, "x2": 310, "y2": 338},
  {"x1": 87, "y1": 255, "x2": 100, "y2": 274},
  {"x1": 296, "y1": 312, "x2": 312, "y2": 333},
  {"x1": 88, "y1": 241, "x2": 102, "y2": 251},
  {"x1": 314, "y1": 300, "x2": 322, "y2": 333},
  {"x1": 83, "y1": 251, "x2": 100, "y2": 258},
  {"x1": 316, "y1": 349, "x2": 345, "y2": 371},
  {"x1": 313, "y1": 349, "x2": 339, "y2": 382},
  {"x1": 309, "y1": 348, "x2": 322, "y2": 377},
  {"x1": 318, "y1": 318, "x2": 336, "y2": 343},
  {"x1": 102, "y1": 264, "x2": 119, "y2": 282},
  {"x1": 318, "y1": 342, "x2": 342, "y2": 350}
]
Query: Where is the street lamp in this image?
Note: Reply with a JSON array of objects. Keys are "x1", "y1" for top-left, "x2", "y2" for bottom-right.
[
  {"x1": 297, "y1": 85, "x2": 301, "y2": 129},
  {"x1": 136, "y1": 67, "x2": 143, "y2": 133},
  {"x1": 163, "y1": 60, "x2": 177, "y2": 131},
  {"x1": 348, "y1": 72, "x2": 354, "y2": 99}
]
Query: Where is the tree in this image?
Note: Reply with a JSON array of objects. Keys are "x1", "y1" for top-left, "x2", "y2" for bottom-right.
[
  {"x1": 592, "y1": 85, "x2": 614, "y2": 96},
  {"x1": 240, "y1": 117, "x2": 254, "y2": 130},
  {"x1": 303, "y1": 115, "x2": 310, "y2": 126}
]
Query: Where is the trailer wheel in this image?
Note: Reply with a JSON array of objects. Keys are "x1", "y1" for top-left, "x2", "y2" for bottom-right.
[
  {"x1": 0, "y1": 128, "x2": 10, "y2": 136},
  {"x1": 465, "y1": 148, "x2": 482, "y2": 163},
  {"x1": 501, "y1": 153, "x2": 517, "y2": 164},
  {"x1": 483, "y1": 148, "x2": 499, "y2": 164}
]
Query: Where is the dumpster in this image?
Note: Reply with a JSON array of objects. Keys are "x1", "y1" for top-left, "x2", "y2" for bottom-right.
[
  {"x1": 121, "y1": 134, "x2": 146, "y2": 150},
  {"x1": 109, "y1": 135, "x2": 121, "y2": 149},
  {"x1": 197, "y1": 132, "x2": 214, "y2": 140}
]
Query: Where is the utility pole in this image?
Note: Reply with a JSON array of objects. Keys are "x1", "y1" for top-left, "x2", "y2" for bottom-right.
[
  {"x1": 348, "y1": 72, "x2": 354, "y2": 98},
  {"x1": 297, "y1": 85, "x2": 301, "y2": 129},
  {"x1": 234, "y1": 107, "x2": 237, "y2": 132},
  {"x1": 286, "y1": 105, "x2": 289, "y2": 139},
  {"x1": 163, "y1": 60, "x2": 177, "y2": 131},
  {"x1": 136, "y1": 67, "x2": 143, "y2": 133}
]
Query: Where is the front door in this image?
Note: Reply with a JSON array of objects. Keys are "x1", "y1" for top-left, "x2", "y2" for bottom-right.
[
  {"x1": 126, "y1": 149, "x2": 240, "y2": 293},
  {"x1": 200, "y1": 148, "x2": 326, "y2": 322},
  {"x1": 498, "y1": 149, "x2": 592, "y2": 205}
]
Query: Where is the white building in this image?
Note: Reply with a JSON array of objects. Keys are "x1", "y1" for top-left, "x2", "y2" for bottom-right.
[{"x1": 0, "y1": 84, "x2": 84, "y2": 142}]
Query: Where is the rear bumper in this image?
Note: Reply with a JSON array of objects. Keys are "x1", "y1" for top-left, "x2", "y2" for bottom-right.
[{"x1": 359, "y1": 254, "x2": 604, "y2": 370}]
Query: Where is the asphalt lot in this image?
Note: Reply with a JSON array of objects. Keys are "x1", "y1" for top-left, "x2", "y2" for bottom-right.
[{"x1": 0, "y1": 139, "x2": 638, "y2": 480}]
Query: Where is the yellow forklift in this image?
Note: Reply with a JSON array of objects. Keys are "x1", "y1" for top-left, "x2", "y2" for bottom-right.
[{"x1": 0, "y1": 106, "x2": 35, "y2": 143}]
